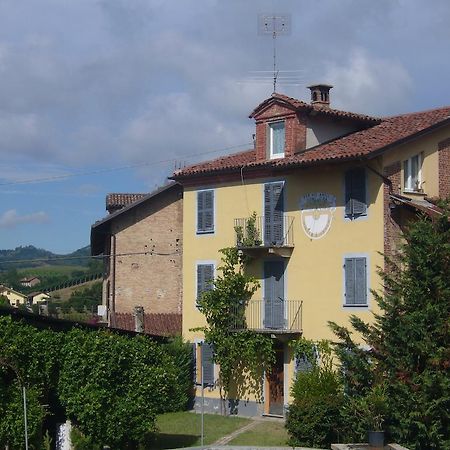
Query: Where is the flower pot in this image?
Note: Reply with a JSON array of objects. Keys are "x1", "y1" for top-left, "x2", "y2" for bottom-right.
[{"x1": 368, "y1": 430, "x2": 385, "y2": 447}]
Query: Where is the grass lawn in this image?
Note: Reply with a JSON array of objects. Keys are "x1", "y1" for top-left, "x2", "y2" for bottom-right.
[
  {"x1": 149, "y1": 411, "x2": 250, "y2": 449},
  {"x1": 228, "y1": 420, "x2": 289, "y2": 446}
]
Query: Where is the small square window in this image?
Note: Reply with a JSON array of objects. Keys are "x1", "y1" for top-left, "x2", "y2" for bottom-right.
[
  {"x1": 268, "y1": 122, "x2": 285, "y2": 159},
  {"x1": 404, "y1": 154, "x2": 422, "y2": 192}
]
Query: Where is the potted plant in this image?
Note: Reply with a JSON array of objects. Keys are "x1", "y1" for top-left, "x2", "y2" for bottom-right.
[{"x1": 359, "y1": 385, "x2": 388, "y2": 448}]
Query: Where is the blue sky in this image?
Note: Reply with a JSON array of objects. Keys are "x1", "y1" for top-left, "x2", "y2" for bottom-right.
[{"x1": 1, "y1": 0, "x2": 449, "y2": 253}]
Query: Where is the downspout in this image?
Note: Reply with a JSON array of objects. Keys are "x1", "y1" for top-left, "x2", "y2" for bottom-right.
[{"x1": 110, "y1": 234, "x2": 117, "y2": 328}]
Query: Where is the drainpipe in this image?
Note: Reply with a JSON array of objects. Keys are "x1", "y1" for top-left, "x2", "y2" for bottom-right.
[{"x1": 110, "y1": 234, "x2": 116, "y2": 328}]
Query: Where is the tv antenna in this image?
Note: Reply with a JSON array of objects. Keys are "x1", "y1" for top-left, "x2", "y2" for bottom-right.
[{"x1": 258, "y1": 14, "x2": 292, "y2": 93}]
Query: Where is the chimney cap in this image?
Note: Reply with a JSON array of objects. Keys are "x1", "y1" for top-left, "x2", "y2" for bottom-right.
[{"x1": 307, "y1": 84, "x2": 333, "y2": 108}]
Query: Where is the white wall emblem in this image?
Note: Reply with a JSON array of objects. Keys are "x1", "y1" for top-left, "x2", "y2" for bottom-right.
[{"x1": 300, "y1": 193, "x2": 336, "y2": 239}]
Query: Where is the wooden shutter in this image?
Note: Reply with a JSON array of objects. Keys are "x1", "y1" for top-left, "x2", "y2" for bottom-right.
[
  {"x1": 345, "y1": 169, "x2": 367, "y2": 218},
  {"x1": 264, "y1": 261, "x2": 285, "y2": 329},
  {"x1": 197, "y1": 264, "x2": 214, "y2": 302},
  {"x1": 264, "y1": 182, "x2": 284, "y2": 245},
  {"x1": 354, "y1": 257, "x2": 367, "y2": 305},
  {"x1": 344, "y1": 258, "x2": 356, "y2": 305},
  {"x1": 190, "y1": 343, "x2": 197, "y2": 383},
  {"x1": 345, "y1": 257, "x2": 367, "y2": 306},
  {"x1": 197, "y1": 190, "x2": 214, "y2": 233},
  {"x1": 201, "y1": 343, "x2": 214, "y2": 386},
  {"x1": 295, "y1": 355, "x2": 313, "y2": 373}
]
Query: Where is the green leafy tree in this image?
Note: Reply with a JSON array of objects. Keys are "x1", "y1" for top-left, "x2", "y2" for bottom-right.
[
  {"x1": 330, "y1": 209, "x2": 450, "y2": 449},
  {"x1": 197, "y1": 247, "x2": 274, "y2": 410}
]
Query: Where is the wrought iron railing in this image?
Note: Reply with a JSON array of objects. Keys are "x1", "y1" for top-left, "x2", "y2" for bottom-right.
[
  {"x1": 234, "y1": 215, "x2": 294, "y2": 247},
  {"x1": 230, "y1": 299, "x2": 302, "y2": 332}
]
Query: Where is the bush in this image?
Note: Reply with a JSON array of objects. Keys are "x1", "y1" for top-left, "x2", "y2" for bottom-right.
[{"x1": 286, "y1": 339, "x2": 347, "y2": 448}]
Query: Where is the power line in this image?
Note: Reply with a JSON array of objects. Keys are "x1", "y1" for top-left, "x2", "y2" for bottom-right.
[
  {"x1": 0, "y1": 142, "x2": 252, "y2": 187},
  {"x1": 0, "y1": 250, "x2": 181, "y2": 265}
]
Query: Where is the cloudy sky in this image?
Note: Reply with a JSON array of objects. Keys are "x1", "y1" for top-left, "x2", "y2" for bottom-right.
[{"x1": 0, "y1": 0, "x2": 449, "y2": 254}]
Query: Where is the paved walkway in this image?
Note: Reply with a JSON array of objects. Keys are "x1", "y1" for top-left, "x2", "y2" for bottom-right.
[{"x1": 212, "y1": 419, "x2": 260, "y2": 445}]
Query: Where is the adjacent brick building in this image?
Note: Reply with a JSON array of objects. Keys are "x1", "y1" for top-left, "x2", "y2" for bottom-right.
[{"x1": 91, "y1": 182, "x2": 183, "y2": 335}]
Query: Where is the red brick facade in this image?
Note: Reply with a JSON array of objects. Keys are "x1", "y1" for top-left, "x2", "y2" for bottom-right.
[
  {"x1": 383, "y1": 161, "x2": 402, "y2": 260},
  {"x1": 438, "y1": 137, "x2": 450, "y2": 199},
  {"x1": 254, "y1": 103, "x2": 307, "y2": 161}
]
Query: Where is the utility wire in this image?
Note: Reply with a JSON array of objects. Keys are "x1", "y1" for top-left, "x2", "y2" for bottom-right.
[
  {"x1": 0, "y1": 142, "x2": 252, "y2": 187},
  {"x1": 0, "y1": 250, "x2": 181, "y2": 265}
]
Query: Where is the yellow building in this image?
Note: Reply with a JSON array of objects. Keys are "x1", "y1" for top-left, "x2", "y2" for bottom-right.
[
  {"x1": 172, "y1": 86, "x2": 450, "y2": 417},
  {"x1": 0, "y1": 285, "x2": 28, "y2": 307}
]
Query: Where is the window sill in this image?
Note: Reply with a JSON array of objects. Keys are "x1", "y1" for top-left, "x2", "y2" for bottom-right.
[
  {"x1": 403, "y1": 189, "x2": 425, "y2": 195},
  {"x1": 343, "y1": 304, "x2": 368, "y2": 308},
  {"x1": 196, "y1": 230, "x2": 215, "y2": 235},
  {"x1": 269, "y1": 153, "x2": 285, "y2": 160}
]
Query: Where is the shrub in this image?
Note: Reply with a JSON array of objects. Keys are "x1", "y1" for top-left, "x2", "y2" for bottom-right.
[{"x1": 286, "y1": 339, "x2": 347, "y2": 447}]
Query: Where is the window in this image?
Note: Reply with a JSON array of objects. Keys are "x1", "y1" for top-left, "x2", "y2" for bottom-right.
[
  {"x1": 404, "y1": 154, "x2": 422, "y2": 192},
  {"x1": 345, "y1": 168, "x2": 367, "y2": 219},
  {"x1": 197, "y1": 189, "x2": 214, "y2": 233},
  {"x1": 196, "y1": 263, "x2": 214, "y2": 303},
  {"x1": 200, "y1": 342, "x2": 215, "y2": 386},
  {"x1": 268, "y1": 121, "x2": 285, "y2": 159},
  {"x1": 344, "y1": 257, "x2": 368, "y2": 306}
]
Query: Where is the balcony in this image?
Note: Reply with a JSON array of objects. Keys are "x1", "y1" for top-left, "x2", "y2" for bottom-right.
[
  {"x1": 234, "y1": 215, "x2": 294, "y2": 258},
  {"x1": 230, "y1": 299, "x2": 302, "y2": 337}
]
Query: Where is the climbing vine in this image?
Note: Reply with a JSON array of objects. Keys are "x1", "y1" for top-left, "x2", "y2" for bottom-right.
[{"x1": 196, "y1": 247, "x2": 275, "y2": 408}]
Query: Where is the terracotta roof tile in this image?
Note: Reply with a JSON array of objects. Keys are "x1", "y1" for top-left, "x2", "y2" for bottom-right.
[
  {"x1": 114, "y1": 312, "x2": 182, "y2": 336},
  {"x1": 173, "y1": 106, "x2": 450, "y2": 179},
  {"x1": 106, "y1": 193, "x2": 147, "y2": 211},
  {"x1": 250, "y1": 92, "x2": 380, "y2": 123}
]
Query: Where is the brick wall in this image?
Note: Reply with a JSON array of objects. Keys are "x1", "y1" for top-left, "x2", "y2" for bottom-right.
[
  {"x1": 254, "y1": 102, "x2": 307, "y2": 161},
  {"x1": 105, "y1": 186, "x2": 183, "y2": 316},
  {"x1": 383, "y1": 161, "x2": 402, "y2": 260},
  {"x1": 438, "y1": 137, "x2": 450, "y2": 198}
]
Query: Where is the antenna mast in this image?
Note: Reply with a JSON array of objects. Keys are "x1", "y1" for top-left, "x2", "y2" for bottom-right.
[{"x1": 258, "y1": 14, "x2": 291, "y2": 93}]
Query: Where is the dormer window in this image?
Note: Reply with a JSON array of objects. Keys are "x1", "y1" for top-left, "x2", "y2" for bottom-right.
[{"x1": 268, "y1": 121, "x2": 285, "y2": 159}]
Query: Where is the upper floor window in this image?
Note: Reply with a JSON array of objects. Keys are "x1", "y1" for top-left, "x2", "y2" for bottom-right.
[
  {"x1": 196, "y1": 263, "x2": 215, "y2": 304},
  {"x1": 345, "y1": 168, "x2": 367, "y2": 219},
  {"x1": 404, "y1": 154, "x2": 422, "y2": 192},
  {"x1": 268, "y1": 121, "x2": 285, "y2": 159},
  {"x1": 197, "y1": 189, "x2": 214, "y2": 234}
]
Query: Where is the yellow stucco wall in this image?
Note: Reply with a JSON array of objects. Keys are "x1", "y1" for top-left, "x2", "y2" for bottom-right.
[
  {"x1": 182, "y1": 160, "x2": 385, "y2": 406},
  {"x1": 383, "y1": 125, "x2": 450, "y2": 198}
]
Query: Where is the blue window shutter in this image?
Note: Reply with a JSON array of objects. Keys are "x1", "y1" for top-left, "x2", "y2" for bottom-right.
[
  {"x1": 201, "y1": 343, "x2": 214, "y2": 386},
  {"x1": 344, "y1": 258, "x2": 356, "y2": 305},
  {"x1": 295, "y1": 355, "x2": 313, "y2": 373},
  {"x1": 345, "y1": 169, "x2": 367, "y2": 218},
  {"x1": 190, "y1": 343, "x2": 197, "y2": 383},
  {"x1": 354, "y1": 257, "x2": 367, "y2": 305},
  {"x1": 345, "y1": 257, "x2": 367, "y2": 306},
  {"x1": 197, "y1": 190, "x2": 214, "y2": 233},
  {"x1": 264, "y1": 182, "x2": 284, "y2": 245},
  {"x1": 197, "y1": 264, "x2": 214, "y2": 303}
]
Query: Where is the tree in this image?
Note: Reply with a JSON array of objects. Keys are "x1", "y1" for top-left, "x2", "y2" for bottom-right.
[
  {"x1": 196, "y1": 248, "x2": 274, "y2": 411},
  {"x1": 330, "y1": 208, "x2": 450, "y2": 449}
]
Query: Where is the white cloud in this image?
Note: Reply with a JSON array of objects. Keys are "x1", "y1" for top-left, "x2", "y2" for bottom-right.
[
  {"x1": 0, "y1": 209, "x2": 49, "y2": 229},
  {"x1": 323, "y1": 48, "x2": 414, "y2": 116}
]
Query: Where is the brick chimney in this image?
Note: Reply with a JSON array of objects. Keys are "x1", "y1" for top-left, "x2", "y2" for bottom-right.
[{"x1": 308, "y1": 84, "x2": 333, "y2": 108}]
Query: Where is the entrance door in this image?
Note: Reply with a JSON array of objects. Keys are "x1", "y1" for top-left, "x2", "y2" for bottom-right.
[
  {"x1": 264, "y1": 182, "x2": 284, "y2": 245},
  {"x1": 264, "y1": 261, "x2": 285, "y2": 329},
  {"x1": 267, "y1": 344, "x2": 284, "y2": 416}
]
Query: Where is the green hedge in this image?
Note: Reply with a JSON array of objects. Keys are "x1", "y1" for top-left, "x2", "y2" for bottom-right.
[{"x1": 0, "y1": 316, "x2": 193, "y2": 449}]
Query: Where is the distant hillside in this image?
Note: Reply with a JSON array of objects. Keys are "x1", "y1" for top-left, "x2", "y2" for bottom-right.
[{"x1": 0, "y1": 245, "x2": 91, "y2": 270}]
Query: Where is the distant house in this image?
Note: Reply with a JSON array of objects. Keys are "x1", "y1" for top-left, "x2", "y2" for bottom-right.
[
  {"x1": 91, "y1": 183, "x2": 183, "y2": 336},
  {"x1": 28, "y1": 292, "x2": 51, "y2": 305},
  {"x1": 20, "y1": 276, "x2": 41, "y2": 288},
  {"x1": 0, "y1": 285, "x2": 27, "y2": 307}
]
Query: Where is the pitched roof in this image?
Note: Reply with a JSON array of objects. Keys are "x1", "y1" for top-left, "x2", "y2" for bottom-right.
[
  {"x1": 250, "y1": 92, "x2": 381, "y2": 124},
  {"x1": 91, "y1": 182, "x2": 181, "y2": 255},
  {"x1": 106, "y1": 193, "x2": 147, "y2": 211},
  {"x1": 172, "y1": 106, "x2": 450, "y2": 179}
]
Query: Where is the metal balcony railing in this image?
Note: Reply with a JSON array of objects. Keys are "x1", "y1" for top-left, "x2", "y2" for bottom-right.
[
  {"x1": 230, "y1": 299, "x2": 302, "y2": 333},
  {"x1": 234, "y1": 215, "x2": 294, "y2": 248}
]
